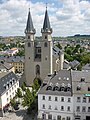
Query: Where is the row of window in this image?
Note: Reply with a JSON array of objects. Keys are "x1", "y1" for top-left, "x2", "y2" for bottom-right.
[
  {"x1": 27, "y1": 42, "x2": 48, "y2": 47},
  {"x1": 42, "y1": 96, "x2": 90, "y2": 103},
  {"x1": 15, "y1": 63, "x2": 24, "y2": 65},
  {"x1": 76, "y1": 106, "x2": 90, "y2": 112},
  {"x1": 7, "y1": 90, "x2": 16, "y2": 102},
  {"x1": 42, "y1": 104, "x2": 71, "y2": 111},
  {"x1": 77, "y1": 97, "x2": 90, "y2": 103},
  {"x1": 42, "y1": 104, "x2": 90, "y2": 113},
  {"x1": 42, "y1": 96, "x2": 71, "y2": 102},
  {"x1": 6, "y1": 83, "x2": 18, "y2": 96},
  {"x1": 42, "y1": 114, "x2": 71, "y2": 120},
  {"x1": 16, "y1": 66, "x2": 24, "y2": 68},
  {"x1": 77, "y1": 86, "x2": 90, "y2": 91},
  {"x1": 28, "y1": 35, "x2": 48, "y2": 40}
]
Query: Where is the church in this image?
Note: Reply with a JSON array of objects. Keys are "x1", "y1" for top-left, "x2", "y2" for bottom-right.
[{"x1": 24, "y1": 7, "x2": 64, "y2": 86}]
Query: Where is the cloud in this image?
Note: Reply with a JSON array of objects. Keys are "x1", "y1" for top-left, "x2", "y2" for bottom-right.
[{"x1": 0, "y1": 0, "x2": 90, "y2": 36}]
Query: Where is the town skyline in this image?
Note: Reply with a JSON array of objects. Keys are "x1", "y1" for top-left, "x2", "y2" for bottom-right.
[{"x1": 0, "y1": 0, "x2": 90, "y2": 37}]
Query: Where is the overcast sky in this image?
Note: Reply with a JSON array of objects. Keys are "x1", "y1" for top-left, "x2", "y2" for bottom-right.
[{"x1": 0, "y1": 0, "x2": 90, "y2": 36}]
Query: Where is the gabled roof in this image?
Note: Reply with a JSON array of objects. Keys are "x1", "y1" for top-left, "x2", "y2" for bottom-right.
[
  {"x1": 69, "y1": 60, "x2": 80, "y2": 69},
  {"x1": 82, "y1": 63, "x2": 90, "y2": 71},
  {"x1": 25, "y1": 9, "x2": 35, "y2": 34},
  {"x1": 71, "y1": 70, "x2": 90, "y2": 94},
  {"x1": 0, "y1": 72, "x2": 18, "y2": 95},
  {"x1": 39, "y1": 70, "x2": 72, "y2": 96},
  {"x1": 0, "y1": 62, "x2": 13, "y2": 70}
]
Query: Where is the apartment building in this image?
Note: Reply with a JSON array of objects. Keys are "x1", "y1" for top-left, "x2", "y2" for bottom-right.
[
  {"x1": 0, "y1": 72, "x2": 19, "y2": 116},
  {"x1": 38, "y1": 70, "x2": 90, "y2": 120}
]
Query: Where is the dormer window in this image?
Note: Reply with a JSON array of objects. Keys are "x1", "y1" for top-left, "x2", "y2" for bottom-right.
[
  {"x1": 88, "y1": 87, "x2": 90, "y2": 91},
  {"x1": 67, "y1": 87, "x2": 71, "y2": 92},
  {"x1": 53, "y1": 86, "x2": 59, "y2": 91},
  {"x1": 60, "y1": 87, "x2": 64, "y2": 91},
  {"x1": 77, "y1": 85, "x2": 81, "y2": 91},
  {"x1": 81, "y1": 77, "x2": 85, "y2": 82},
  {"x1": 46, "y1": 86, "x2": 52, "y2": 90}
]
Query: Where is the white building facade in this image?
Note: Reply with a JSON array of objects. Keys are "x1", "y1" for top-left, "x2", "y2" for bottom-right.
[
  {"x1": 0, "y1": 72, "x2": 19, "y2": 116},
  {"x1": 38, "y1": 70, "x2": 90, "y2": 120},
  {"x1": 38, "y1": 94, "x2": 74, "y2": 120}
]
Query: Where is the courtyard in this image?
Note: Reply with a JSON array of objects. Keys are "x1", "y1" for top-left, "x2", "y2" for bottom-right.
[{"x1": 0, "y1": 105, "x2": 37, "y2": 120}]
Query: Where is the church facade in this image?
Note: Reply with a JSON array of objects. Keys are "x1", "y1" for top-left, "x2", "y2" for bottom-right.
[{"x1": 25, "y1": 8, "x2": 64, "y2": 86}]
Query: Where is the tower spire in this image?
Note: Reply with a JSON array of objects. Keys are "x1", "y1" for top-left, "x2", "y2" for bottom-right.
[
  {"x1": 41, "y1": 4, "x2": 52, "y2": 33},
  {"x1": 46, "y1": 3, "x2": 47, "y2": 10},
  {"x1": 25, "y1": 8, "x2": 36, "y2": 34}
]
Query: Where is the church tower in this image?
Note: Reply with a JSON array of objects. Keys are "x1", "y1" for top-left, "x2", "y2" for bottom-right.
[
  {"x1": 41, "y1": 6, "x2": 53, "y2": 79},
  {"x1": 25, "y1": 9, "x2": 36, "y2": 86},
  {"x1": 25, "y1": 7, "x2": 53, "y2": 86}
]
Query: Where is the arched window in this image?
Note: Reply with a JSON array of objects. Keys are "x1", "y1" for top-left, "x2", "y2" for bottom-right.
[
  {"x1": 44, "y1": 42, "x2": 48, "y2": 47},
  {"x1": 28, "y1": 42, "x2": 31, "y2": 47},
  {"x1": 28, "y1": 36, "x2": 30, "y2": 39},
  {"x1": 36, "y1": 65, "x2": 40, "y2": 75},
  {"x1": 45, "y1": 35, "x2": 47, "y2": 39}
]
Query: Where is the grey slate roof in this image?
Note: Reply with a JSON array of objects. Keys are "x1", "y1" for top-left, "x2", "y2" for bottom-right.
[
  {"x1": 0, "y1": 72, "x2": 18, "y2": 95},
  {"x1": 0, "y1": 62, "x2": 13, "y2": 70},
  {"x1": 25, "y1": 9, "x2": 35, "y2": 34},
  {"x1": 39, "y1": 70, "x2": 72, "y2": 96},
  {"x1": 82, "y1": 63, "x2": 90, "y2": 71},
  {"x1": 71, "y1": 70, "x2": 90, "y2": 95},
  {"x1": 41, "y1": 9, "x2": 52, "y2": 33},
  {"x1": 63, "y1": 61, "x2": 71, "y2": 70},
  {"x1": 43, "y1": 9, "x2": 50, "y2": 30},
  {"x1": 0, "y1": 56, "x2": 25, "y2": 63},
  {"x1": 53, "y1": 46, "x2": 63, "y2": 58},
  {"x1": 69, "y1": 60, "x2": 80, "y2": 69}
]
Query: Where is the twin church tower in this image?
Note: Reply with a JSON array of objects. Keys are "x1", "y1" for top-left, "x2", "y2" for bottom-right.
[{"x1": 25, "y1": 7, "x2": 64, "y2": 86}]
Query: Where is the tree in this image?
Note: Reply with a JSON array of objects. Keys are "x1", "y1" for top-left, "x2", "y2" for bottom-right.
[
  {"x1": 10, "y1": 98, "x2": 16, "y2": 108},
  {"x1": 16, "y1": 88, "x2": 22, "y2": 98},
  {"x1": 76, "y1": 44, "x2": 80, "y2": 48},
  {"x1": 21, "y1": 82, "x2": 26, "y2": 91},
  {"x1": 32, "y1": 79, "x2": 40, "y2": 92},
  {"x1": 22, "y1": 88, "x2": 34, "y2": 108},
  {"x1": 56, "y1": 42, "x2": 62, "y2": 49}
]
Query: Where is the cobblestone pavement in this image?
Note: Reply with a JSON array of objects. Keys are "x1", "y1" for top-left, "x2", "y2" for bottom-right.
[{"x1": 0, "y1": 106, "x2": 35, "y2": 120}]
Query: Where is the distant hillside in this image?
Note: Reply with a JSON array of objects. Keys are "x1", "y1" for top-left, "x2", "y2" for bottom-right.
[{"x1": 66, "y1": 34, "x2": 90, "y2": 41}]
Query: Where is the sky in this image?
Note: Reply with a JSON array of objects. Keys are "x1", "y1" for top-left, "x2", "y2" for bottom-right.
[{"x1": 0, "y1": 0, "x2": 90, "y2": 37}]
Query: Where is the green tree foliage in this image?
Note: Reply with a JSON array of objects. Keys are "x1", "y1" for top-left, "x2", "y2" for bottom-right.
[
  {"x1": 16, "y1": 50, "x2": 25, "y2": 56},
  {"x1": 10, "y1": 98, "x2": 16, "y2": 108},
  {"x1": 64, "y1": 44, "x2": 90, "y2": 68},
  {"x1": 56, "y1": 43, "x2": 62, "y2": 49},
  {"x1": 32, "y1": 79, "x2": 40, "y2": 92},
  {"x1": 76, "y1": 44, "x2": 80, "y2": 48},
  {"x1": 22, "y1": 88, "x2": 34, "y2": 108},
  {"x1": 82, "y1": 53, "x2": 90, "y2": 64},
  {"x1": 21, "y1": 82, "x2": 26, "y2": 91},
  {"x1": 16, "y1": 88, "x2": 22, "y2": 98},
  {"x1": 22, "y1": 79, "x2": 40, "y2": 110},
  {"x1": 64, "y1": 53, "x2": 73, "y2": 62}
]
